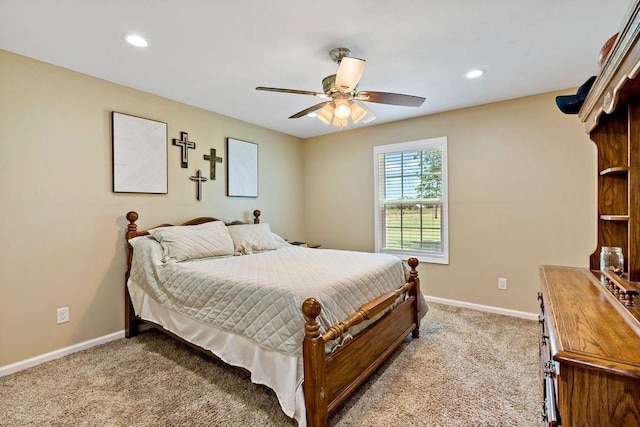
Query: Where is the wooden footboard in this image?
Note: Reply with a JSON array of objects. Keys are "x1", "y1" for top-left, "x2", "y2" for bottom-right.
[{"x1": 302, "y1": 258, "x2": 420, "y2": 427}]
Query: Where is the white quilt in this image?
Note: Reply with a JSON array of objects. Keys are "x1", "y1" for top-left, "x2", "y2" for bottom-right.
[{"x1": 128, "y1": 236, "x2": 416, "y2": 355}]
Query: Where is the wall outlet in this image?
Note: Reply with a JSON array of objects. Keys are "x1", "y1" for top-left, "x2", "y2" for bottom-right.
[
  {"x1": 498, "y1": 278, "x2": 507, "y2": 290},
  {"x1": 56, "y1": 307, "x2": 69, "y2": 324}
]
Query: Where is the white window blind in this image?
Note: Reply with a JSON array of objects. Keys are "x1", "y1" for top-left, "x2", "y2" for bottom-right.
[{"x1": 374, "y1": 137, "x2": 448, "y2": 264}]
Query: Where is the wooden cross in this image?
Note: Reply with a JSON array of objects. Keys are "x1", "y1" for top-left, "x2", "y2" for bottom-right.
[
  {"x1": 203, "y1": 148, "x2": 223, "y2": 180},
  {"x1": 189, "y1": 169, "x2": 208, "y2": 201},
  {"x1": 172, "y1": 132, "x2": 196, "y2": 168}
]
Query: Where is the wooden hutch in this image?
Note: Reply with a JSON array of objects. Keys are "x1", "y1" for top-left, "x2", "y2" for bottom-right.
[{"x1": 539, "y1": 1, "x2": 640, "y2": 426}]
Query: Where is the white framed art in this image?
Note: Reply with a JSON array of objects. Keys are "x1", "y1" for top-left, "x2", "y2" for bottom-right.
[
  {"x1": 226, "y1": 137, "x2": 258, "y2": 198},
  {"x1": 112, "y1": 112, "x2": 168, "y2": 194}
]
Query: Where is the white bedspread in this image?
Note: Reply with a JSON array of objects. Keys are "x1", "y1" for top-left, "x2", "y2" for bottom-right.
[{"x1": 128, "y1": 237, "x2": 412, "y2": 355}]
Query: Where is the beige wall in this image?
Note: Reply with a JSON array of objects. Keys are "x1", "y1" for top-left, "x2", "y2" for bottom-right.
[
  {"x1": 303, "y1": 92, "x2": 597, "y2": 314},
  {"x1": 0, "y1": 47, "x2": 597, "y2": 367},
  {"x1": 0, "y1": 50, "x2": 305, "y2": 366}
]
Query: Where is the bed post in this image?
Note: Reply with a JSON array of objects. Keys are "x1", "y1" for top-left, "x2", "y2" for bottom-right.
[
  {"x1": 253, "y1": 209, "x2": 261, "y2": 224},
  {"x1": 407, "y1": 257, "x2": 420, "y2": 338},
  {"x1": 302, "y1": 298, "x2": 328, "y2": 427},
  {"x1": 124, "y1": 211, "x2": 140, "y2": 338}
]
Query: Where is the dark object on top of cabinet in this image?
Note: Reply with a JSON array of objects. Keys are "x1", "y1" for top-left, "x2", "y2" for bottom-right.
[{"x1": 555, "y1": 76, "x2": 596, "y2": 114}]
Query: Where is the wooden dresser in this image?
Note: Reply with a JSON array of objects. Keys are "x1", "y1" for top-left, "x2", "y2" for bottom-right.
[
  {"x1": 538, "y1": 265, "x2": 640, "y2": 426},
  {"x1": 538, "y1": 2, "x2": 640, "y2": 425}
]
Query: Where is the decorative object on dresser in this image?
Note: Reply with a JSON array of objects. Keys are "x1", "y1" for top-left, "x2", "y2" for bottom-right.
[
  {"x1": 600, "y1": 246, "x2": 624, "y2": 275},
  {"x1": 188, "y1": 169, "x2": 207, "y2": 201},
  {"x1": 111, "y1": 112, "x2": 168, "y2": 194},
  {"x1": 203, "y1": 148, "x2": 223, "y2": 180},
  {"x1": 172, "y1": 131, "x2": 196, "y2": 168},
  {"x1": 123, "y1": 210, "x2": 424, "y2": 427},
  {"x1": 538, "y1": 266, "x2": 640, "y2": 427},
  {"x1": 226, "y1": 137, "x2": 258, "y2": 197}
]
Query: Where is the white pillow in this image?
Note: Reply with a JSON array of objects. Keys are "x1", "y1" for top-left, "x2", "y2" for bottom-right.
[
  {"x1": 149, "y1": 221, "x2": 234, "y2": 262},
  {"x1": 227, "y1": 223, "x2": 281, "y2": 255}
]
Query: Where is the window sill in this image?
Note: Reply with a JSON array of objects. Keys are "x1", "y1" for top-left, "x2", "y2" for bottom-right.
[{"x1": 378, "y1": 250, "x2": 448, "y2": 265}]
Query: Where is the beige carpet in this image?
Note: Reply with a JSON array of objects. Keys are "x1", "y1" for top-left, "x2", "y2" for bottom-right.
[{"x1": 0, "y1": 303, "x2": 541, "y2": 426}]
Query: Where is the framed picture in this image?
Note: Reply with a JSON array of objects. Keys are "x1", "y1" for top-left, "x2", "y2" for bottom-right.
[
  {"x1": 112, "y1": 112, "x2": 168, "y2": 194},
  {"x1": 226, "y1": 137, "x2": 258, "y2": 198}
]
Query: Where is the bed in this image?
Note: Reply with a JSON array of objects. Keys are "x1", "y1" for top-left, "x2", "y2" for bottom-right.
[{"x1": 123, "y1": 209, "x2": 425, "y2": 427}]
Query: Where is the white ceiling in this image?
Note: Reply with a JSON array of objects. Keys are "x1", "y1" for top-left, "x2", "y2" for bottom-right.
[{"x1": 0, "y1": 0, "x2": 633, "y2": 139}]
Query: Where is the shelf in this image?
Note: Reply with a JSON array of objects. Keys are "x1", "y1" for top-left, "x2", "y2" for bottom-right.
[
  {"x1": 600, "y1": 214, "x2": 630, "y2": 221},
  {"x1": 600, "y1": 166, "x2": 629, "y2": 175}
]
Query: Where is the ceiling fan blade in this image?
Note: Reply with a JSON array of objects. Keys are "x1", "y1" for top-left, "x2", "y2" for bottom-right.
[
  {"x1": 256, "y1": 87, "x2": 328, "y2": 98},
  {"x1": 335, "y1": 57, "x2": 366, "y2": 93},
  {"x1": 288, "y1": 101, "x2": 331, "y2": 119},
  {"x1": 355, "y1": 91, "x2": 425, "y2": 107}
]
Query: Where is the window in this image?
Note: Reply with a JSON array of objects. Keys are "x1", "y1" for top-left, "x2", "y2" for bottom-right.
[{"x1": 374, "y1": 137, "x2": 448, "y2": 264}]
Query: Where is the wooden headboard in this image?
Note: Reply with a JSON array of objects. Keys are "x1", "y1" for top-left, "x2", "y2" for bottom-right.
[
  {"x1": 125, "y1": 209, "x2": 261, "y2": 241},
  {"x1": 124, "y1": 209, "x2": 261, "y2": 276}
]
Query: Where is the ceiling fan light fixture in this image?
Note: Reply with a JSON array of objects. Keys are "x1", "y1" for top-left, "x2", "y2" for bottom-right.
[
  {"x1": 334, "y1": 99, "x2": 351, "y2": 120},
  {"x1": 362, "y1": 110, "x2": 377, "y2": 124},
  {"x1": 350, "y1": 101, "x2": 368, "y2": 123},
  {"x1": 332, "y1": 118, "x2": 348, "y2": 128},
  {"x1": 258, "y1": 47, "x2": 423, "y2": 130},
  {"x1": 335, "y1": 57, "x2": 366, "y2": 93},
  {"x1": 316, "y1": 103, "x2": 334, "y2": 124}
]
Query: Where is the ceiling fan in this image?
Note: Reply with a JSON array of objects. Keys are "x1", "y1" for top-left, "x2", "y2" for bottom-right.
[{"x1": 256, "y1": 47, "x2": 426, "y2": 128}]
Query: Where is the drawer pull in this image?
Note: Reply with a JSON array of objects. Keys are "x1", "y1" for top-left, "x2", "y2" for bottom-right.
[{"x1": 544, "y1": 360, "x2": 556, "y2": 377}]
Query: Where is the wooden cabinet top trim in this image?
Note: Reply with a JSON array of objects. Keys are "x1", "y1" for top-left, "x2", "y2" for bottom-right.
[
  {"x1": 579, "y1": 1, "x2": 640, "y2": 132},
  {"x1": 539, "y1": 265, "x2": 640, "y2": 377}
]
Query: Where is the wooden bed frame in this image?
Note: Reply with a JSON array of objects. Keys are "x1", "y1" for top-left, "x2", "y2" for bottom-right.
[{"x1": 123, "y1": 210, "x2": 421, "y2": 427}]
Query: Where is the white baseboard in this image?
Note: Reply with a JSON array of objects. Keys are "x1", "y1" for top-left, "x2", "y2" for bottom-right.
[
  {"x1": 1, "y1": 299, "x2": 535, "y2": 377},
  {"x1": 0, "y1": 330, "x2": 125, "y2": 377},
  {"x1": 425, "y1": 296, "x2": 538, "y2": 321}
]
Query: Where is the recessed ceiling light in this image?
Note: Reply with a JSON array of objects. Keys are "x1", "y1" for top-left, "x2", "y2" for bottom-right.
[
  {"x1": 124, "y1": 34, "x2": 148, "y2": 48},
  {"x1": 465, "y1": 69, "x2": 485, "y2": 79}
]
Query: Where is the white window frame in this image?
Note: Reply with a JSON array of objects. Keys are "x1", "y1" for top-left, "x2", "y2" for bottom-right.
[{"x1": 373, "y1": 137, "x2": 449, "y2": 264}]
